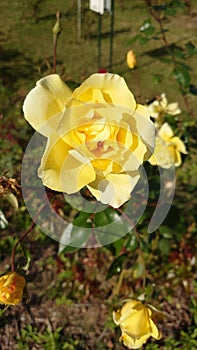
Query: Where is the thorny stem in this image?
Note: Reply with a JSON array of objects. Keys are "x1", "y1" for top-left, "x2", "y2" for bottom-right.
[
  {"x1": 144, "y1": 0, "x2": 194, "y2": 118},
  {"x1": 11, "y1": 203, "x2": 47, "y2": 272}
]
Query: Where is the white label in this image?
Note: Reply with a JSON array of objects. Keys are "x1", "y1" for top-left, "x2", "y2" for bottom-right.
[
  {"x1": 90, "y1": 0, "x2": 104, "y2": 14},
  {"x1": 104, "y1": 0, "x2": 111, "y2": 12}
]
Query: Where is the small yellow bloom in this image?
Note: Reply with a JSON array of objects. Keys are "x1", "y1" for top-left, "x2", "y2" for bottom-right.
[
  {"x1": 0, "y1": 272, "x2": 26, "y2": 305},
  {"x1": 149, "y1": 122, "x2": 187, "y2": 168},
  {"x1": 113, "y1": 300, "x2": 161, "y2": 349},
  {"x1": 127, "y1": 50, "x2": 137, "y2": 69},
  {"x1": 148, "y1": 93, "x2": 181, "y2": 119},
  {"x1": 23, "y1": 73, "x2": 155, "y2": 208}
]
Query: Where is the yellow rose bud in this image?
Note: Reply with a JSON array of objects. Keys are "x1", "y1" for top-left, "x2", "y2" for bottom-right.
[
  {"x1": 113, "y1": 300, "x2": 161, "y2": 349},
  {"x1": 0, "y1": 272, "x2": 26, "y2": 305},
  {"x1": 52, "y1": 10, "x2": 61, "y2": 37},
  {"x1": 127, "y1": 50, "x2": 137, "y2": 69}
]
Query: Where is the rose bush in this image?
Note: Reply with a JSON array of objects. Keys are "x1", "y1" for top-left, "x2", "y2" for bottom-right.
[
  {"x1": 0, "y1": 272, "x2": 26, "y2": 305},
  {"x1": 113, "y1": 299, "x2": 161, "y2": 349},
  {"x1": 23, "y1": 73, "x2": 155, "y2": 208}
]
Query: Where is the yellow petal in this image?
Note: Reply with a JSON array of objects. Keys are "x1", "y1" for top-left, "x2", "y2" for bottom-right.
[
  {"x1": 168, "y1": 146, "x2": 182, "y2": 167},
  {"x1": 60, "y1": 150, "x2": 96, "y2": 193},
  {"x1": 160, "y1": 93, "x2": 168, "y2": 109},
  {"x1": 149, "y1": 318, "x2": 162, "y2": 340},
  {"x1": 117, "y1": 123, "x2": 134, "y2": 149},
  {"x1": 167, "y1": 102, "x2": 181, "y2": 115},
  {"x1": 23, "y1": 74, "x2": 72, "y2": 136},
  {"x1": 87, "y1": 171, "x2": 139, "y2": 208},
  {"x1": 72, "y1": 73, "x2": 136, "y2": 110},
  {"x1": 121, "y1": 307, "x2": 151, "y2": 338},
  {"x1": 148, "y1": 136, "x2": 173, "y2": 168},
  {"x1": 132, "y1": 104, "x2": 155, "y2": 154},
  {"x1": 171, "y1": 136, "x2": 188, "y2": 154},
  {"x1": 120, "y1": 331, "x2": 150, "y2": 349},
  {"x1": 159, "y1": 122, "x2": 173, "y2": 141},
  {"x1": 148, "y1": 100, "x2": 161, "y2": 119},
  {"x1": 112, "y1": 309, "x2": 122, "y2": 325},
  {"x1": 38, "y1": 134, "x2": 72, "y2": 191}
]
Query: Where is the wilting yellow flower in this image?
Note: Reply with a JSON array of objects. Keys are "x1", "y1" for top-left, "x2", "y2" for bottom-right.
[
  {"x1": 113, "y1": 300, "x2": 161, "y2": 349},
  {"x1": 149, "y1": 122, "x2": 187, "y2": 168},
  {"x1": 0, "y1": 272, "x2": 25, "y2": 305},
  {"x1": 127, "y1": 50, "x2": 137, "y2": 69},
  {"x1": 23, "y1": 73, "x2": 155, "y2": 208},
  {"x1": 148, "y1": 93, "x2": 181, "y2": 119}
]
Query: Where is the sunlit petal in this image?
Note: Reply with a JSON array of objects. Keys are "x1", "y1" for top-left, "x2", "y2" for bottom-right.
[{"x1": 23, "y1": 74, "x2": 72, "y2": 136}]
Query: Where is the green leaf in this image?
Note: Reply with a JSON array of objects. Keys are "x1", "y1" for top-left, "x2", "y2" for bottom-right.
[
  {"x1": 139, "y1": 36, "x2": 149, "y2": 45},
  {"x1": 145, "y1": 26, "x2": 155, "y2": 37},
  {"x1": 140, "y1": 19, "x2": 152, "y2": 32},
  {"x1": 58, "y1": 244, "x2": 78, "y2": 254},
  {"x1": 106, "y1": 237, "x2": 125, "y2": 256},
  {"x1": 160, "y1": 57, "x2": 174, "y2": 64},
  {"x1": 59, "y1": 212, "x2": 93, "y2": 250},
  {"x1": 128, "y1": 34, "x2": 141, "y2": 45},
  {"x1": 19, "y1": 243, "x2": 31, "y2": 271},
  {"x1": 173, "y1": 66, "x2": 190, "y2": 89},
  {"x1": 73, "y1": 212, "x2": 92, "y2": 228},
  {"x1": 159, "y1": 225, "x2": 173, "y2": 239},
  {"x1": 125, "y1": 233, "x2": 138, "y2": 251},
  {"x1": 159, "y1": 237, "x2": 171, "y2": 255},
  {"x1": 189, "y1": 84, "x2": 197, "y2": 95},
  {"x1": 140, "y1": 19, "x2": 155, "y2": 37},
  {"x1": 94, "y1": 208, "x2": 129, "y2": 245},
  {"x1": 106, "y1": 254, "x2": 127, "y2": 279},
  {"x1": 3, "y1": 193, "x2": 18, "y2": 211},
  {"x1": 0, "y1": 209, "x2": 8, "y2": 229},
  {"x1": 94, "y1": 211, "x2": 110, "y2": 226},
  {"x1": 173, "y1": 47, "x2": 185, "y2": 59},
  {"x1": 133, "y1": 260, "x2": 145, "y2": 279},
  {"x1": 152, "y1": 73, "x2": 163, "y2": 84},
  {"x1": 165, "y1": 8, "x2": 177, "y2": 16},
  {"x1": 185, "y1": 42, "x2": 196, "y2": 55}
]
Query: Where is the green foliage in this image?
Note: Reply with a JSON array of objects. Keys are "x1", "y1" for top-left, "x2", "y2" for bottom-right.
[
  {"x1": 16, "y1": 324, "x2": 79, "y2": 350},
  {"x1": 172, "y1": 65, "x2": 190, "y2": 91},
  {"x1": 129, "y1": 0, "x2": 197, "y2": 101},
  {"x1": 106, "y1": 253, "x2": 127, "y2": 279}
]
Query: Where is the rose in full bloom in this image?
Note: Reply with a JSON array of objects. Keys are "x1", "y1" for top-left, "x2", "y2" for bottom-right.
[
  {"x1": 23, "y1": 73, "x2": 155, "y2": 208},
  {"x1": 147, "y1": 93, "x2": 181, "y2": 119},
  {"x1": 149, "y1": 122, "x2": 187, "y2": 168},
  {"x1": 0, "y1": 272, "x2": 26, "y2": 305},
  {"x1": 113, "y1": 300, "x2": 161, "y2": 349},
  {"x1": 127, "y1": 50, "x2": 137, "y2": 69}
]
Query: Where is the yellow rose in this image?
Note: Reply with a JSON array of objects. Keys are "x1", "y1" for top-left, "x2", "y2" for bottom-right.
[
  {"x1": 149, "y1": 122, "x2": 187, "y2": 168},
  {"x1": 147, "y1": 93, "x2": 181, "y2": 119},
  {"x1": 23, "y1": 73, "x2": 155, "y2": 208},
  {"x1": 113, "y1": 300, "x2": 161, "y2": 349},
  {"x1": 0, "y1": 272, "x2": 26, "y2": 305},
  {"x1": 127, "y1": 50, "x2": 137, "y2": 69}
]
